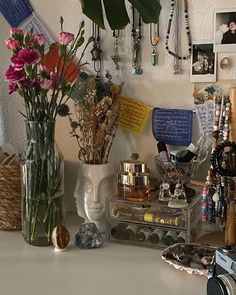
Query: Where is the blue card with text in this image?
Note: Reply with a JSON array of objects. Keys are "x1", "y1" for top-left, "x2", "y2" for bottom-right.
[
  {"x1": 152, "y1": 107, "x2": 193, "y2": 146},
  {"x1": 0, "y1": 0, "x2": 33, "y2": 27}
]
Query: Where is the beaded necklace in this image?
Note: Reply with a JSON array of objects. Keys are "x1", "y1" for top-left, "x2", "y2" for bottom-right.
[
  {"x1": 201, "y1": 95, "x2": 231, "y2": 226},
  {"x1": 165, "y1": 0, "x2": 192, "y2": 60}
]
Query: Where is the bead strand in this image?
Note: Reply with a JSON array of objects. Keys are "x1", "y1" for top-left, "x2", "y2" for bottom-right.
[{"x1": 165, "y1": 0, "x2": 192, "y2": 60}]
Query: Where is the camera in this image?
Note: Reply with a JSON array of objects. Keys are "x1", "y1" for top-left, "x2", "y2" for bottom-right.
[{"x1": 207, "y1": 247, "x2": 236, "y2": 295}]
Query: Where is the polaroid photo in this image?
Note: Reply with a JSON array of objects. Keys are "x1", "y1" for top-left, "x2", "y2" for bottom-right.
[
  {"x1": 214, "y1": 9, "x2": 236, "y2": 52},
  {"x1": 190, "y1": 41, "x2": 216, "y2": 83}
]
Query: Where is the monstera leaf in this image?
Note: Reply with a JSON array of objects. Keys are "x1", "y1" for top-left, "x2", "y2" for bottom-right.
[{"x1": 80, "y1": 0, "x2": 162, "y2": 30}]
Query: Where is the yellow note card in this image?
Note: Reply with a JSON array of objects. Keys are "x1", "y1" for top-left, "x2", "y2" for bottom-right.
[{"x1": 118, "y1": 96, "x2": 150, "y2": 135}]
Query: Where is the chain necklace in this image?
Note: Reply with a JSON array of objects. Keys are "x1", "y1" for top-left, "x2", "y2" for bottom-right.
[
  {"x1": 90, "y1": 22, "x2": 102, "y2": 80},
  {"x1": 111, "y1": 30, "x2": 121, "y2": 72},
  {"x1": 131, "y1": 6, "x2": 143, "y2": 75},
  {"x1": 165, "y1": 0, "x2": 192, "y2": 61},
  {"x1": 149, "y1": 23, "x2": 160, "y2": 66}
]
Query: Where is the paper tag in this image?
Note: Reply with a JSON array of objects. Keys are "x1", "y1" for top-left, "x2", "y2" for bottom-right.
[{"x1": 118, "y1": 96, "x2": 150, "y2": 135}]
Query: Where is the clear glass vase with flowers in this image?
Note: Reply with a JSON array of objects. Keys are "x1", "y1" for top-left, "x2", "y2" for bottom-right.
[
  {"x1": 58, "y1": 72, "x2": 123, "y2": 234},
  {"x1": 5, "y1": 17, "x2": 92, "y2": 246}
]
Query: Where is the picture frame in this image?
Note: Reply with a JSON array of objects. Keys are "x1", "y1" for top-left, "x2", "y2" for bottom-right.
[
  {"x1": 214, "y1": 9, "x2": 236, "y2": 53},
  {"x1": 190, "y1": 41, "x2": 217, "y2": 83}
]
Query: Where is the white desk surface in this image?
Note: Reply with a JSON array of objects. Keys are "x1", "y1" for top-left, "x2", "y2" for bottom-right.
[{"x1": 0, "y1": 215, "x2": 207, "y2": 295}]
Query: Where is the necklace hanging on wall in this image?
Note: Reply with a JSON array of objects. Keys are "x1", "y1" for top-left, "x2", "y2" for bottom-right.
[
  {"x1": 149, "y1": 22, "x2": 160, "y2": 66},
  {"x1": 165, "y1": 0, "x2": 192, "y2": 74},
  {"x1": 91, "y1": 22, "x2": 102, "y2": 80},
  {"x1": 111, "y1": 30, "x2": 121, "y2": 73},
  {"x1": 131, "y1": 6, "x2": 143, "y2": 75}
]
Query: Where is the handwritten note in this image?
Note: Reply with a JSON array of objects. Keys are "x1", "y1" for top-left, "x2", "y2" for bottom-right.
[
  {"x1": 0, "y1": 0, "x2": 33, "y2": 26},
  {"x1": 152, "y1": 108, "x2": 193, "y2": 146},
  {"x1": 195, "y1": 100, "x2": 214, "y2": 136},
  {"x1": 118, "y1": 96, "x2": 150, "y2": 135}
]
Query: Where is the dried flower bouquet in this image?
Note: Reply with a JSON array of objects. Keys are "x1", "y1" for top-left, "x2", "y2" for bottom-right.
[{"x1": 59, "y1": 74, "x2": 123, "y2": 164}]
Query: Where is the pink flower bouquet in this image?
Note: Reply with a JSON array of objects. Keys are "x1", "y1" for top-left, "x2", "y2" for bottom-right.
[{"x1": 5, "y1": 17, "x2": 92, "y2": 121}]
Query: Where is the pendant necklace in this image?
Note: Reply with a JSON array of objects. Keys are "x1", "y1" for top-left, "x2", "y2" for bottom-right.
[
  {"x1": 131, "y1": 6, "x2": 143, "y2": 75},
  {"x1": 149, "y1": 22, "x2": 160, "y2": 66},
  {"x1": 91, "y1": 22, "x2": 102, "y2": 80},
  {"x1": 165, "y1": 0, "x2": 192, "y2": 73},
  {"x1": 111, "y1": 30, "x2": 121, "y2": 73}
]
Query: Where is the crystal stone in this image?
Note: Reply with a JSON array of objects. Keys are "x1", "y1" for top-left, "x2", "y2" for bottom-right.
[
  {"x1": 52, "y1": 225, "x2": 70, "y2": 252},
  {"x1": 75, "y1": 223, "x2": 103, "y2": 249}
]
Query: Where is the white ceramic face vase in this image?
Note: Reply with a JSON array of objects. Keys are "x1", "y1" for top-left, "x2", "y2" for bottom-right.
[{"x1": 74, "y1": 162, "x2": 116, "y2": 235}]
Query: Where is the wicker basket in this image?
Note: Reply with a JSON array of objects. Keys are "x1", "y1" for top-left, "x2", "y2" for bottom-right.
[{"x1": 0, "y1": 165, "x2": 21, "y2": 230}]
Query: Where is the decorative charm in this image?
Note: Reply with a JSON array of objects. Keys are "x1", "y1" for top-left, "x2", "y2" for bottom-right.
[
  {"x1": 52, "y1": 225, "x2": 70, "y2": 252},
  {"x1": 111, "y1": 30, "x2": 121, "y2": 72},
  {"x1": 168, "y1": 182, "x2": 188, "y2": 208},
  {"x1": 165, "y1": 0, "x2": 192, "y2": 63},
  {"x1": 131, "y1": 5, "x2": 143, "y2": 75},
  {"x1": 149, "y1": 21, "x2": 160, "y2": 66},
  {"x1": 75, "y1": 223, "x2": 103, "y2": 249},
  {"x1": 91, "y1": 22, "x2": 102, "y2": 80}
]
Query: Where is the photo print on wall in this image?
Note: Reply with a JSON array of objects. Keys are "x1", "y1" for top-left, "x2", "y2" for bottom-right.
[
  {"x1": 214, "y1": 9, "x2": 236, "y2": 52},
  {"x1": 190, "y1": 41, "x2": 216, "y2": 83}
]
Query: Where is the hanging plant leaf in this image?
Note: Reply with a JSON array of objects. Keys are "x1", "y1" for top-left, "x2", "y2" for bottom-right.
[
  {"x1": 128, "y1": 0, "x2": 161, "y2": 23},
  {"x1": 103, "y1": 0, "x2": 130, "y2": 30},
  {"x1": 80, "y1": 0, "x2": 105, "y2": 29},
  {"x1": 80, "y1": 0, "x2": 162, "y2": 29}
]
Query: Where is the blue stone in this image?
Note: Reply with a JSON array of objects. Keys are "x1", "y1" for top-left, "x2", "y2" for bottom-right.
[{"x1": 75, "y1": 223, "x2": 103, "y2": 249}]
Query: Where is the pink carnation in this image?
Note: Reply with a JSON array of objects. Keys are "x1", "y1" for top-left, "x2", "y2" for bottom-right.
[
  {"x1": 40, "y1": 78, "x2": 53, "y2": 90},
  {"x1": 10, "y1": 28, "x2": 24, "y2": 37},
  {"x1": 8, "y1": 83, "x2": 19, "y2": 95},
  {"x1": 18, "y1": 48, "x2": 40, "y2": 64},
  {"x1": 34, "y1": 34, "x2": 45, "y2": 46},
  {"x1": 5, "y1": 65, "x2": 25, "y2": 83},
  {"x1": 5, "y1": 38, "x2": 20, "y2": 50},
  {"x1": 11, "y1": 56, "x2": 25, "y2": 71},
  {"x1": 58, "y1": 32, "x2": 74, "y2": 45}
]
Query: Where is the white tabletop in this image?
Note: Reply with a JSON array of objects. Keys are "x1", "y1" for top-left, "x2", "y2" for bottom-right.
[{"x1": 0, "y1": 215, "x2": 207, "y2": 295}]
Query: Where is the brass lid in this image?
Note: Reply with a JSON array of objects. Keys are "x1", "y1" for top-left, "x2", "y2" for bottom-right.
[
  {"x1": 118, "y1": 172, "x2": 150, "y2": 186},
  {"x1": 120, "y1": 153, "x2": 148, "y2": 173}
]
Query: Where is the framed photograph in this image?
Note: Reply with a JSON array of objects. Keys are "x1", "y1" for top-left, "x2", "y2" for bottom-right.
[
  {"x1": 190, "y1": 41, "x2": 216, "y2": 83},
  {"x1": 214, "y1": 9, "x2": 236, "y2": 52}
]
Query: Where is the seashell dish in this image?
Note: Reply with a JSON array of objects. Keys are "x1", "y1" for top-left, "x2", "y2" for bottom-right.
[{"x1": 161, "y1": 243, "x2": 216, "y2": 276}]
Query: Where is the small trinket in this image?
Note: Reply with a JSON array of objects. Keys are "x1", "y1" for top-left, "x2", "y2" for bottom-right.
[
  {"x1": 52, "y1": 225, "x2": 70, "y2": 252},
  {"x1": 75, "y1": 223, "x2": 103, "y2": 249}
]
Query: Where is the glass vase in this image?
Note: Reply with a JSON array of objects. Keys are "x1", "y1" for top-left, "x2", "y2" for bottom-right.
[{"x1": 22, "y1": 121, "x2": 64, "y2": 246}]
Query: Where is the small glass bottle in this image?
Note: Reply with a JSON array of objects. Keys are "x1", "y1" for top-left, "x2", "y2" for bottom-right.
[
  {"x1": 176, "y1": 232, "x2": 186, "y2": 244},
  {"x1": 164, "y1": 230, "x2": 177, "y2": 246},
  {"x1": 123, "y1": 224, "x2": 138, "y2": 241},
  {"x1": 136, "y1": 227, "x2": 151, "y2": 242},
  {"x1": 110, "y1": 224, "x2": 126, "y2": 239},
  {"x1": 149, "y1": 229, "x2": 164, "y2": 244}
]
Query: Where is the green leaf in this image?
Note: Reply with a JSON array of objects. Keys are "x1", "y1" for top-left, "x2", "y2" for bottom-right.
[
  {"x1": 103, "y1": 0, "x2": 129, "y2": 30},
  {"x1": 128, "y1": 0, "x2": 161, "y2": 24},
  {"x1": 81, "y1": 0, "x2": 105, "y2": 29}
]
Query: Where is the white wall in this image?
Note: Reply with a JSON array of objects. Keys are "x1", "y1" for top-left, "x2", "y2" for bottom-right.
[{"x1": 0, "y1": 0, "x2": 236, "y2": 211}]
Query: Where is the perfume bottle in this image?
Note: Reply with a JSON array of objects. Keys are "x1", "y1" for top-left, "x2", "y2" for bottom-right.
[
  {"x1": 123, "y1": 224, "x2": 138, "y2": 241},
  {"x1": 164, "y1": 230, "x2": 177, "y2": 246},
  {"x1": 136, "y1": 227, "x2": 151, "y2": 242},
  {"x1": 149, "y1": 229, "x2": 164, "y2": 244},
  {"x1": 118, "y1": 153, "x2": 151, "y2": 201}
]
